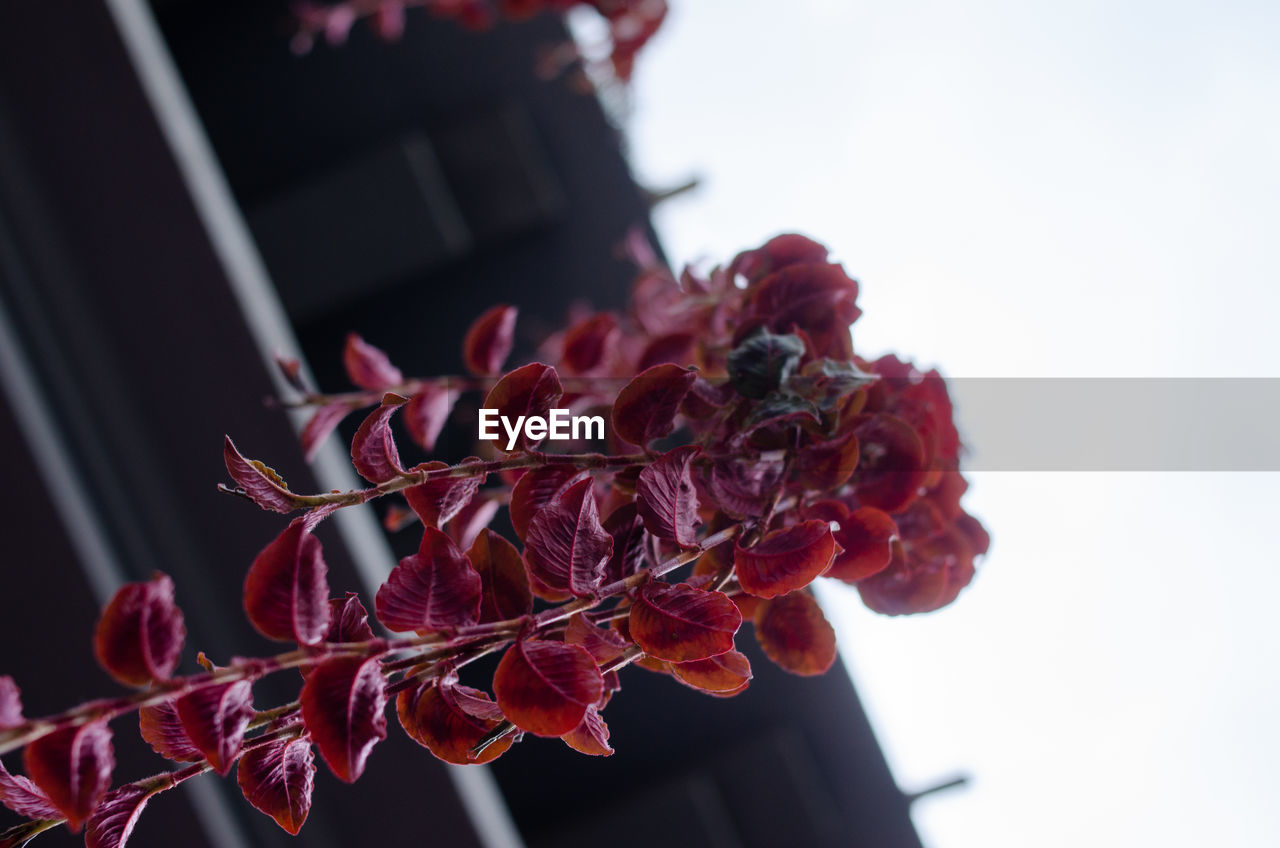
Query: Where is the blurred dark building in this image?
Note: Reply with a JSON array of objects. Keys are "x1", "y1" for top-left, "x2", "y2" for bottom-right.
[{"x1": 0, "y1": 2, "x2": 924, "y2": 846}]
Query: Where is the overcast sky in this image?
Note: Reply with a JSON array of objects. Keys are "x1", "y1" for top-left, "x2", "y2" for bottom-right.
[{"x1": 611, "y1": 1, "x2": 1280, "y2": 844}]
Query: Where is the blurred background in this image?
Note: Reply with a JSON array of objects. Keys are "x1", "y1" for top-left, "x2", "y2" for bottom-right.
[{"x1": 1, "y1": 1, "x2": 1277, "y2": 847}]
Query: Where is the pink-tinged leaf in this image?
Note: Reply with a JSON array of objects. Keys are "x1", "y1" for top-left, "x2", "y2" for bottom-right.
[
  {"x1": 403, "y1": 385, "x2": 457, "y2": 453},
  {"x1": 493, "y1": 640, "x2": 603, "y2": 738},
  {"x1": 274, "y1": 354, "x2": 307, "y2": 394},
  {"x1": 564, "y1": 614, "x2": 628, "y2": 665},
  {"x1": 611, "y1": 364, "x2": 696, "y2": 447},
  {"x1": 469, "y1": 530, "x2": 532, "y2": 623},
  {"x1": 754, "y1": 592, "x2": 837, "y2": 676},
  {"x1": 481, "y1": 364, "x2": 563, "y2": 452},
  {"x1": 601, "y1": 503, "x2": 647, "y2": 584},
  {"x1": 734, "y1": 520, "x2": 838, "y2": 599},
  {"x1": 0, "y1": 759, "x2": 61, "y2": 820},
  {"x1": 138, "y1": 701, "x2": 202, "y2": 763},
  {"x1": 396, "y1": 676, "x2": 511, "y2": 765},
  {"x1": 176, "y1": 680, "x2": 255, "y2": 776},
  {"x1": 300, "y1": 656, "x2": 388, "y2": 783},
  {"x1": 343, "y1": 333, "x2": 402, "y2": 390},
  {"x1": 375, "y1": 527, "x2": 481, "y2": 634},
  {"x1": 372, "y1": 0, "x2": 406, "y2": 40},
  {"x1": 670, "y1": 650, "x2": 752, "y2": 697},
  {"x1": 508, "y1": 467, "x2": 588, "y2": 541},
  {"x1": 463, "y1": 305, "x2": 518, "y2": 376},
  {"x1": 561, "y1": 313, "x2": 620, "y2": 375},
  {"x1": 93, "y1": 573, "x2": 185, "y2": 688},
  {"x1": 223, "y1": 437, "x2": 305, "y2": 513},
  {"x1": 705, "y1": 457, "x2": 784, "y2": 520},
  {"x1": 325, "y1": 593, "x2": 375, "y2": 643},
  {"x1": 350, "y1": 394, "x2": 408, "y2": 484},
  {"x1": 23, "y1": 721, "x2": 114, "y2": 831},
  {"x1": 523, "y1": 478, "x2": 612, "y2": 598},
  {"x1": 85, "y1": 778, "x2": 175, "y2": 848},
  {"x1": 0, "y1": 676, "x2": 21, "y2": 729},
  {"x1": 852, "y1": 413, "x2": 927, "y2": 513},
  {"x1": 243, "y1": 509, "x2": 334, "y2": 645},
  {"x1": 402, "y1": 460, "x2": 483, "y2": 528},
  {"x1": 447, "y1": 496, "x2": 500, "y2": 550},
  {"x1": 561, "y1": 706, "x2": 612, "y2": 756},
  {"x1": 636, "y1": 332, "x2": 697, "y2": 372},
  {"x1": 635, "y1": 446, "x2": 701, "y2": 548},
  {"x1": 300, "y1": 402, "x2": 351, "y2": 463},
  {"x1": 236, "y1": 734, "x2": 315, "y2": 835},
  {"x1": 628, "y1": 581, "x2": 741, "y2": 662}
]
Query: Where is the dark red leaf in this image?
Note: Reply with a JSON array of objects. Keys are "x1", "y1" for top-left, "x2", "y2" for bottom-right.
[
  {"x1": 223, "y1": 437, "x2": 305, "y2": 513},
  {"x1": 243, "y1": 508, "x2": 334, "y2": 645},
  {"x1": 824, "y1": 505, "x2": 898, "y2": 583},
  {"x1": 375, "y1": 527, "x2": 481, "y2": 634},
  {"x1": 523, "y1": 478, "x2": 612, "y2": 598},
  {"x1": 734, "y1": 520, "x2": 838, "y2": 599},
  {"x1": 402, "y1": 460, "x2": 483, "y2": 528},
  {"x1": 754, "y1": 592, "x2": 837, "y2": 676},
  {"x1": 794, "y1": 429, "x2": 860, "y2": 492},
  {"x1": 325, "y1": 593, "x2": 375, "y2": 643},
  {"x1": 746, "y1": 263, "x2": 860, "y2": 360},
  {"x1": 403, "y1": 385, "x2": 457, "y2": 453},
  {"x1": 611, "y1": 364, "x2": 697, "y2": 447},
  {"x1": 469, "y1": 529, "x2": 532, "y2": 623},
  {"x1": 138, "y1": 701, "x2": 202, "y2": 763},
  {"x1": 635, "y1": 446, "x2": 701, "y2": 548},
  {"x1": 493, "y1": 639, "x2": 603, "y2": 737},
  {"x1": 300, "y1": 656, "x2": 388, "y2": 783},
  {"x1": 670, "y1": 650, "x2": 752, "y2": 697},
  {"x1": 561, "y1": 313, "x2": 620, "y2": 375},
  {"x1": 508, "y1": 467, "x2": 588, "y2": 541},
  {"x1": 852, "y1": 413, "x2": 927, "y2": 513},
  {"x1": 343, "y1": 333, "x2": 402, "y2": 390},
  {"x1": 23, "y1": 721, "x2": 114, "y2": 831},
  {"x1": 446, "y1": 495, "x2": 500, "y2": 550},
  {"x1": 601, "y1": 503, "x2": 647, "y2": 584},
  {"x1": 564, "y1": 613, "x2": 629, "y2": 665},
  {"x1": 85, "y1": 778, "x2": 174, "y2": 848},
  {"x1": 0, "y1": 676, "x2": 22, "y2": 729},
  {"x1": 481, "y1": 364, "x2": 563, "y2": 452},
  {"x1": 857, "y1": 524, "x2": 978, "y2": 615},
  {"x1": 561, "y1": 706, "x2": 612, "y2": 756},
  {"x1": 704, "y1": 457, "x2": 784, "y2": 520},
  {"x1": 350, "y1": 394, "x2": 408, "y2": 484},
  {"x1": 463, "y1": 305, "x2": 518, "y2": 376},
  {"x1": 628, "y1": 581, "x2": 740, "y2": 662},
  {"x1": 176, "y1": 680, "x2": 255, "y2": 776},
  {"x1": 731, "y1": 233, "x2": 830, "y2": 283},
  {"x1": 93, "y1": 573, "x2": 185, "y2": 688},
  {"x1": 300, "y1": 402, "x2": 351, "y2": 463},
  {"x1": 0, "y1": 759, "x2": 61, "y2": 820},
  {"x1": 396, "y1": 676, "x2": 511, "y2": 765},
  {"x1": 637, "y1": 333, "x2": 697, "y2": 372},
  {"x1": 236, "y1": 734, "x2": 315, "y2": 835}
]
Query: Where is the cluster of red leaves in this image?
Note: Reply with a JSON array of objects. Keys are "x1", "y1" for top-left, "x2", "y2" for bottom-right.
[
  {"x1": 292, "y1": 0, "x2": 667, "y2": 82},
  {"x1": 0, "y1": 234, "x2": 985, "y2": 848}
]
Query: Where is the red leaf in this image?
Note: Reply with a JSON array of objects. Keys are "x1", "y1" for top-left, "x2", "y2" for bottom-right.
[
  {"x1": 794, "y1": 429, "x2": 860, "y2": 492},
  {"x1": 705, "y1": 457, "x2": 784, "y2": 520},
  {"x1": 628, "y1": 581, "x2": 740, "y2": 662},
  {"x1": 375, "y1": 527, "x2": 481, "y2": 633},
  {"x1": 396, "y1": 676, "x2": 511, "y2": 765},
  {"x1": 93, "y1": 573, "x2": 186, "y2": 688},
  {"x1": 23, "y1": 721, "x2": 114, "y2": 831},
  {"x1": 469, "y1": 530, "x2": 532, "y2": 623},
  {"x1": 0, "y1": 676, "x2": 22, "y2": 729},
  {"x1": 635, "y1": 446, "x2": 701, "y2": 548},
  {"x1": 463, "y1": 305, "x2": 518, "y2": 376},
  {"x1": 236, "y1": 734, "x2": 315, "y2": 835},
  {"x1": 325, "y1": 593, "x2": 375, "y2": 644},
  {"x1": 493, "y1": 639, "x2": 603, "y2": 737},
  {"x1": 852, "y1": 413, "x2": 927, "y2": 513},
  {"x1": 446, "y1": 495, "x2": 500, "y2": 550},
  {"x1": 223, "y1": 437, "x2": 305, "y2": 513},
  {"x1": 731, "y1": 233, "x2": 830, "y2": 283},
  {"x1": 754, "y1": 592, "x2": 837, "y2": 676},
  {"x1": 138, "y1": 701, "x2": 202, "y2": 763},
  {"x1": 561, "y1": 313, "x2": 620, "y2": 375},
  {"x1": 402, "y1": 460, "x2": 483, "y2": 528},
  {"x1": 523, "y1": 478, "x2": 612, "y2": 598},
  {"x1": 670, "y1": 650, "x2": 752, "y2": 697},
  {"x1": 560, "y1": 706, "x2": 612, "y2": 756},
  {"x1": 0, "y1": 759, "x2": 61, "y2": 821},
  {"x1": 601, "y1": 503, "x2": 647, "y2": 584},
  {"x1": 824, "y1": 504, "x2": 897, "y2": 583},
  {"x1": 481, "y1": 364, "x2": 563, "y2": 452},
  {"x1": 85, "y1": 779, "x2": 174, "y2": 848},
  {"x1": 176, "y1": 680, "x2": 255, "y2": 776},
  {"x1": 300, "y1": 656, "x2": 388, "y2": 783},
  {"x1": 636, "y1": 332, "x2": 697, "y2": 372},
  {"x1": 243, "y1": 509, "x2": 334, "y2": 645},
  {"x1": 564, "y1": 613, "x2": 629, "y2": 665},
  {"x1": 343, "y1": 333, "x2": 402, "y2": 390},
  {"x1": 300, "y1": 402, "x2": 350, "y2": 462},
  {"x1": 508, "y1": 467, "x2": 588, "y2": 541},
  {"x1": 734, "y1": 520, "x2": 837, "y2": 599},
  {"x1": 350, "y1": 394, "x2": 408, "y2": 484},
  {"x1": 403, "y1": 385, "x2": 458, "y2": 452},
  {"x1": 611, "y1": 364, "x2": 697, "y2": 447}
]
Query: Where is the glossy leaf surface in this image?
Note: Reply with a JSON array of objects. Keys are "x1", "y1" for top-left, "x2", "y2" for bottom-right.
[
  {"x1": 493, "y1": 640, "x2": 602, "y2": 737},
  {"x1": 93, "y1": 573, "x2": 185, "y2": 688},
  {"x1": 301, "y1": 656, "x2": 388, "y2": 783}
]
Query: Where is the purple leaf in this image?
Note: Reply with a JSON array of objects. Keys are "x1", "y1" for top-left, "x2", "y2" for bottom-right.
[
  {"x1": 176, "y1": 680, "x2": 255, "y2": 776},
  {"x1": 601, "y1": 503, "x2": 647, "y2": 584},
  {"x1": 636, "y1": 445, "x2": 702, "y2": 548},
  {"x1": 350, "y1": 394, "x2": 408, "y2": 484},
  {"x1": 138, "y1": 701, "x2": 202, "y2": 763},
  {"x1": 375, "y1": 527, "x2": 481, "y2": 634},
  {"x1": 0, "y1": 759, "x2": 61, "y2": 821},
  {"x1": 300, "y1": 402, "x2": 351, "y2": 462},
  {"x1": 611, "y1": 363, "x2": 696, "y2": 447},
  {"x1": 93, "y1": 573, "x2": 186, "y2": 688},
  {"x1": 0, "y1": 676, "x2": 22, "y2": 729},
  {"x1": 343, "y1": 334, "x2": 402, "y2": 390},
  {"x1": 463, "y1": 305, "x2": 518, "y2": 376},
  {"x1": 523, "y1": 478, "x2": 612, "y2": 598},
  {"x1": 236, "y1": 734, "x2": 315, "y2": 835},
  {"x1": 469, "y1": 529, "x2": 533, "y2": 623},
  {"x1": 300, "y1": 656, "x2": 388, "y2": 783},
  {"x1": 325, "y1": 594, "x2": 375, "y2": 644},
  {"x1": 85, "y1": 779, "x2": 174, "y2": 848},
  {"x1": 561, "y1": 705, "x2": 613, "y2": 756},
  {"x1": 508, "y1": 467, "x2": 589, "y2": 541},
  {"x1": 481, "y1": 363, "x2": 563, "y2": 452},
  {"x1": 402, "y1": 460, "x2": 484, "y2": 528},
  {"x1": 23, "y1": 720, "x2": 114, "y2": 831},
  {"x1": 403, "y1": 386, "x2": 457, "y2": 453},
  {"x1": 243, "y1": 507, "x2": 335, "y2": 645},
  {"x1": 223, "y1": 437, "x2": 305, "y2": 513}
]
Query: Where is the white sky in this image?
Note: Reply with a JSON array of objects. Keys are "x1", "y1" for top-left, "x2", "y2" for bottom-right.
[{"x1": 614, "y1": 2, "x2": 1280, "y2": 845}]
